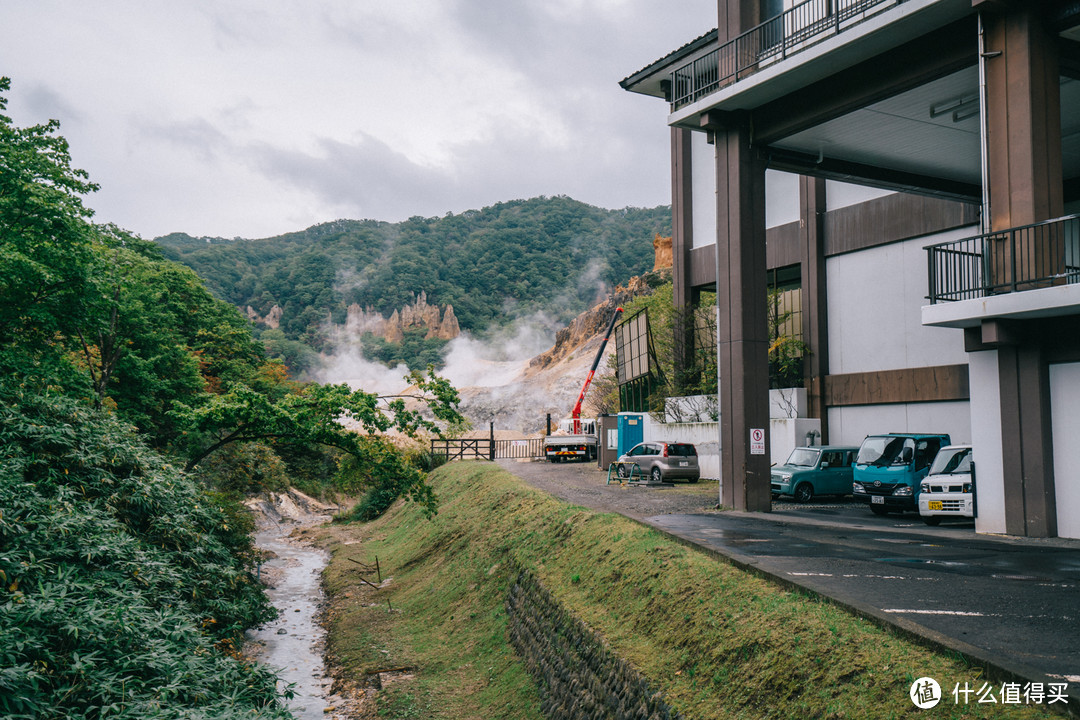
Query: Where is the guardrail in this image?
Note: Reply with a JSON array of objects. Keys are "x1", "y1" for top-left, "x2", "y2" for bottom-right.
[
  {"x1": 926, "y1": 214, "x2": 1080, "y2": 303},
  {"x1": 671, "y1": 0, "x2": 899, "y2": 110}
]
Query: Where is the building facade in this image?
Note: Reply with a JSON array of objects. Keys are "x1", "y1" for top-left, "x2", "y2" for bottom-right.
[{"x1": 621, "y1": 0, "x2": 1080, "y2": 538}]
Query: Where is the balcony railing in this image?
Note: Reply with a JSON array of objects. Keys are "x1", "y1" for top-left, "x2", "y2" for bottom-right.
[
  {"x1": 671, "y1": 0, "x2": 902, "y2": 110},
  {"x1": 926, "y1": 214, "x2": 1080, "y2": 303}
]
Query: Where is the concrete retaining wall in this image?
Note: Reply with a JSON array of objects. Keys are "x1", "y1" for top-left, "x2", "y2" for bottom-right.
[{"x1": 506, "y1": 568, "x2": 680, "y2": 720}]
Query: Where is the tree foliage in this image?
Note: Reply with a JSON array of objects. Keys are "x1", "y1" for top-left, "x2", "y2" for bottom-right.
[
  {"x1": 0, "y1": 75, "x2": 465, "y2": 718},
  {"x1": 156, "y1": 198, "x2": 672, "y2": 364},
  {"x1": 0, "y1": 392, "x2": 289, "y2": 719}
]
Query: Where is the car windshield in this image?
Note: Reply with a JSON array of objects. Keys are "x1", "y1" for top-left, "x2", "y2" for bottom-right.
[
  {"x1": 784, "y1": 448, "x2": 820, "y2": 467},
  {"x1": 856, "y1": 436, "x2": 915, "y2": 467},
  {"x1": 928, "y1": 447, "x2": 972, "y2": 476}
]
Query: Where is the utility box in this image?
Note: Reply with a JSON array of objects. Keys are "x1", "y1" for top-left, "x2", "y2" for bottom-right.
[
  {"x1": 597, "y1": 414, "x2": 619, "y2": 469},
  {"x1": 617, "y1": 413, "x2": 645, "y2": 457}
]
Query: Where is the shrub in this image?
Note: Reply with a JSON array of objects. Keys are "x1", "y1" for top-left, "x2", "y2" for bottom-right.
[{"x1": 0, "y1": 392, "x2": 290, "y2": 719}]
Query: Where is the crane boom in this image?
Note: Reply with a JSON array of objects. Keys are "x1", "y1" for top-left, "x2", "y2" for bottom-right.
[{"x1": 571, "y1": 307, "x2": 623, "y2": 434}]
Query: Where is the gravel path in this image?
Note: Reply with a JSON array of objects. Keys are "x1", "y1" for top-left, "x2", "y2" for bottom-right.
[{"x1": 494, "y1": 458, "x2": 721, "y2": 520}]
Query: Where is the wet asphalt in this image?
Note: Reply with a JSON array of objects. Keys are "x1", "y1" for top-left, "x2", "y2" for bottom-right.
[
  {"x1": 496, "y1": 459, "x2": 1080, "y2": 706},
  {"x1": 646, "y1": 504, "x2": 1080, "y2": 703}
]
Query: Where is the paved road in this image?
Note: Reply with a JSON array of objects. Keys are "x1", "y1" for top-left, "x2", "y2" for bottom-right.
[{"x1": 497, "y1": 459, "x2": 1080, "y2": 704}]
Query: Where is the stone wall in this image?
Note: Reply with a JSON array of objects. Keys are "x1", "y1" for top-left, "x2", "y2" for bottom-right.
[{"x1": 506, "y1": 569, "x2": 681, "y2": 720}]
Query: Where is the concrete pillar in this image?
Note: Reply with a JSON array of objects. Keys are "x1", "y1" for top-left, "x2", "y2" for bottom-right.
[
  {"x1": 713, "y1": 117, "x2": 771, "y2": 512},
  {"x1": 672, "y1": 128, "x2": 695, "y2": 381},
  {"x1": 799, "y1": 176, "x2": 829, "y2": 440},
  {"x1": 980, "y1": 6, "x2": 1062, "y2": 536}
]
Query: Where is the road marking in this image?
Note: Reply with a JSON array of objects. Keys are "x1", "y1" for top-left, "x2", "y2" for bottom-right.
[{"x1": 883, "y1": 609, "x2": 992, "y2": 617}]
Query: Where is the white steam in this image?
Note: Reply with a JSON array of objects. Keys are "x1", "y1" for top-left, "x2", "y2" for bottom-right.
[{"x1": 439, "y1": 311, "x2": 559, "y2": 388}]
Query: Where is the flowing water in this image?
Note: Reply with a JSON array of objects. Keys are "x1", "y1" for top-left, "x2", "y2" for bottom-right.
[{"x1": 247, "y1": 522, "x2": 335, "y2": 719}]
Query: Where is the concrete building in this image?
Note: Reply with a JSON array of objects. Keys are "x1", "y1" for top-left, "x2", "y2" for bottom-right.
[{"x1": 620, "y1": 0, "x2": 1080, "y2": 538}]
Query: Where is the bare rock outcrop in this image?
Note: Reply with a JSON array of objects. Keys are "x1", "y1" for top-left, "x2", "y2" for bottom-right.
[
  {"x1": 653, "y1": 234, "x2": 673, "y2": 270},
  {"x1": 344, "y1": 291, "x2": 459, "y2": 344},
  {"x1": 246, "y1": 304, "x2": 283, "y2": 330},
  {"x1": 527, "y1": 271, "x2": 667, "y2": 374}
]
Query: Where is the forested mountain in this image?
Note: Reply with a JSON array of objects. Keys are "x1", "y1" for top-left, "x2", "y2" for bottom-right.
[{"x1": 155, "y1": 197, "x2": 671, "y2": 352}]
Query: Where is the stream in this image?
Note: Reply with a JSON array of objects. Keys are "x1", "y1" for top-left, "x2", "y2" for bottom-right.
[{"x1": 246, "y1": 519, "x2": 337, "y2": 719}]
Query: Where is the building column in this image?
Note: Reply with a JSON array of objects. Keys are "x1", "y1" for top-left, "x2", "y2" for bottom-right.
[
  {"x1": 995, "y1": 339, "x2": 1057, "y2": 537},
  {"x1": 712, "y1": 115, "x2": 771, "y2": 512},
  {"x1": 672, "y1": 127, "x2": 695, "y2": 381},
  {"x1": 980, "y1": 6, "x2": 1062, "y2": 536},
  {"x1": 799, "y1": 176, "x2": 829, "y2": 440}
]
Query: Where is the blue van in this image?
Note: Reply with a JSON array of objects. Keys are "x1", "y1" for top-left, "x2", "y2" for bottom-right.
[{"x1": 852, "y1": 433, "x2": 951, "y2": 515}]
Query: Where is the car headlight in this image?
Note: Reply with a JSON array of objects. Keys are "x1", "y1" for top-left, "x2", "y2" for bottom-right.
[
  {"x1": 894, "y1": 485, "x2": 913, "y2": 497},
  {"x1": 963, "y1": 483, "x2": 972, "y2": 493},
  {"x1": 852, "y1": 482, "x2": 865, "y2": 494},
  {"x1": 921, "y1": 483, "x2": 930, "y2": 493}
]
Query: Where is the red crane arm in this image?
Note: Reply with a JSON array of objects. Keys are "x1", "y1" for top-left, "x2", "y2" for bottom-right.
[{"x1": 571, "y1": 307, "x2": 623, "y2": 433}]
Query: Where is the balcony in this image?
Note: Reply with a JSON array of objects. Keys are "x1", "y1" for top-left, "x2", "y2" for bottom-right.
[
  {"x1": 922, "y1": 215, "x2": 1080, "y2": 330},
  {"x1": 926, "y1": 215, "x2": 1080, "y2": 304},
  {"x1": 670, "y1": 0, "x2": 905, "y2": 110}
]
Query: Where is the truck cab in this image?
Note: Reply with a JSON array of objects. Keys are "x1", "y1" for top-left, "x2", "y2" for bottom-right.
[{"x1": 852, "y1": 433, "x2": 951, "y2": 515}]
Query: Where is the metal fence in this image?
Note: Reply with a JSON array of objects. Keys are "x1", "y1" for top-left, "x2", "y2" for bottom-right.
[
  {"x1": 671, "y1": 0, "x2": 899, "y2": 109},
  {"x1": 926, "y1": 214, "x2": 1080, "y2": 303},
  {"x1": 431, "y1": 436, "x2": 547, "y2": 462},
  {"x1": 494, "y1": 438, "x2": 546, "y2": 460}
]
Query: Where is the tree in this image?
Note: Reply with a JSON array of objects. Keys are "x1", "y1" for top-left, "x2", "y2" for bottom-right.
[
  {"x1": 173, "y1": 367, "x2": 463, "y2": 516},
  {"x1": 0, "y1": 76, "x2": 99, "y2": 391}
]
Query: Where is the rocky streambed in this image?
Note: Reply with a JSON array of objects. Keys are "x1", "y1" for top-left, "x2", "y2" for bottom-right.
[{"x1": 244, "y1": 490, "x2": 352, "y2": 719}]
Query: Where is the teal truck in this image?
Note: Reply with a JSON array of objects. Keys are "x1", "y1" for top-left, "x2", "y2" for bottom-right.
[{"x1": 852, "y1": 433, "x2": 951, "y2": 515}]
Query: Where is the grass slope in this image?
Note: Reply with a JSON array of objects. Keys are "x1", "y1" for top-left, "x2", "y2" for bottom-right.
[{"x1": 310, "y1": 462, "x2": 1055, "y2": 719}]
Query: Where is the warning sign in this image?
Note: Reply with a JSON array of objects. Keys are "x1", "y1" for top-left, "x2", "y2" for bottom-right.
[{"x1": 750, "y1": 428, "x2": 765, "y2": 455}]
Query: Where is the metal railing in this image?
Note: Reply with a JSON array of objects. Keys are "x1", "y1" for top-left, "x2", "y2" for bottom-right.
[
  {"x1": 926, "y1": 214, "x2": 1080, "y2": 303},
  {"x1": 431, "y1": 436, "x2": 547, "y2": 462},
  {"x1": 494, "y1": 437, "x2": 546, "y2": 460},
  {"x1": 671, "y1": 0, "x2": 900, "y2": 110}
]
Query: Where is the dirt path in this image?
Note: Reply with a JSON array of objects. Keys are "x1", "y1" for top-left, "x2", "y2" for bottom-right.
[{"x1": 494, "y1": 458, "x2": 721, "y2": 519}]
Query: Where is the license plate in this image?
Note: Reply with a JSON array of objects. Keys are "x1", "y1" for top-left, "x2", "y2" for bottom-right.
[
  {"x1": 928, "y1": 500, "x2": 943, "y2": 511},
  {"x1": 679, "y1": 461, "x2": 688, "y2": 467},
  {"x1": 871, "y1": 496, "x2": 884, "y2": 505}
]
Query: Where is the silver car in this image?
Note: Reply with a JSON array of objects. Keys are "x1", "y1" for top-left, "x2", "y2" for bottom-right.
[{"x1": 615, "y1": 441, "x2": 700, "y2": 483}]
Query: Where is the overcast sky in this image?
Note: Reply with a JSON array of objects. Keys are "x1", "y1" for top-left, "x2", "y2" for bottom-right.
[{"x1": 1, "y1": 1, "x2": 715, "y2": 240}]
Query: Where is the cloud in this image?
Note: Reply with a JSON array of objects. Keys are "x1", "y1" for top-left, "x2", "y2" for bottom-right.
[{"x1": 0, "y1": 1, "x2": 715, "y2": 238}]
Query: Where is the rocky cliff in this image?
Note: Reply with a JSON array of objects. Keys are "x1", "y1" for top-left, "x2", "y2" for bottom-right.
[
  {"x1": 525, "y1": 270, "x2": 666, "y2": 375},
  {"x1": 346, "y1": 291, "x2": 460, "y2": 342}
]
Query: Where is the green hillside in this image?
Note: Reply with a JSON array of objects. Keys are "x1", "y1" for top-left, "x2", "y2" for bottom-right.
[{"x1": 155, "y1": 197, "x2": 671, "y2": 352}]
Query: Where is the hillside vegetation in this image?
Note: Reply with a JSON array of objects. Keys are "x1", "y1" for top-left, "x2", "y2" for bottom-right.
[
  {"x1": 310, "y1": 462, "x2": 1053, "y2": 719},
  {"x1": 0, "y1": 75, "x2": 462, "y2": 718},
  {"x1": 155, "y1": 198, "x2": 671, "y2": 356}
]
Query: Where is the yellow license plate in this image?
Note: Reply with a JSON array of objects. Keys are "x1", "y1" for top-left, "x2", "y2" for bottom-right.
[{"x1": 928, "y1": 501, "x2": 943, "y2": 511}]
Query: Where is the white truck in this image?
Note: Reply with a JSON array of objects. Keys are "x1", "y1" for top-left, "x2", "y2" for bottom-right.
[{"x1": 543, "y1": 418, "x2": 598, "y2": 463}]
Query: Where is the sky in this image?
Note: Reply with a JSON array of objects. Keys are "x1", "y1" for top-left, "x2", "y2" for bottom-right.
[{"x1": 1, "y1": 1, "x2": 716, "y2": 240}]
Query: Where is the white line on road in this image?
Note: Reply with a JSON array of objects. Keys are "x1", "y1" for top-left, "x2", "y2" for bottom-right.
[{"x1": 883, "y1": 609, "x2": 992, "y2": 617}]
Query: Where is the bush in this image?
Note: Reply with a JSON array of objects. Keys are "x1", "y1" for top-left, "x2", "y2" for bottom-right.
[{"x1": 0, "y1": 392, "x2": 291, "y2": 719}]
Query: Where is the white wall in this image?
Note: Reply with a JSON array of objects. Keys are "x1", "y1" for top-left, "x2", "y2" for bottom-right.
[
  {"x1": 1050, "y1": 362, "x2": 1080, "y2": 539},
  {"x1": 827, "y1": 228, "x2": 974, "y2": 375},
  {"x1": 826, "y1": 180, "x2": 895, "y2": 211},
  {"x1": 827, "y1": 401, "x2": 971, "y2": 448},
  {"x1": 766, "y1": 169, "x2": 800, "y2": 229},
  {"x1": 691, "y1": 131, "x2": 716, "y2": 249},
  {"x1": 968, "y1": 350, "x2": 1006, "y2": 535}
]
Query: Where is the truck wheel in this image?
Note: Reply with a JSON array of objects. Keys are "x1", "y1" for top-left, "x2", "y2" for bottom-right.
[
  {"x1": 870, "y1": 505, "x2": 889, "y2": 516},
  {"x1": 651, "y1": 467, "x2": 663, "y2": 483},
  {"x1": 922, "y1": 516, "x2": 942, "y2": 526},
  {"x1": 794, "y1": 483, "x2": 814, "y2": 503}
]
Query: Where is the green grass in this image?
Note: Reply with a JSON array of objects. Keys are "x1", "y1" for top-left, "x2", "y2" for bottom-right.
[{"x1": 308, "y1": 461, "x2": 1057, "y2": 719}]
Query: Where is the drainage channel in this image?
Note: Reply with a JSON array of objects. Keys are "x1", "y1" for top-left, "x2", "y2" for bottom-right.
[{"x1": 243, "y1": 490, "x2": 350, "y2": 720}]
